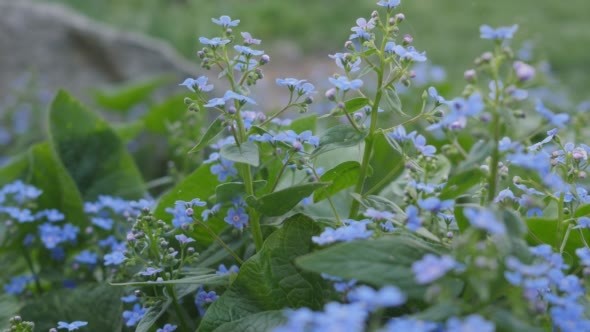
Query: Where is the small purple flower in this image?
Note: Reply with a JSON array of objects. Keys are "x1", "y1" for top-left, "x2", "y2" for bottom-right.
[
  {"x1": 480, "y1": 24, "x2": 518, "y2": 40},
  {"x1": 234, "y1": 45, "x2": 264, "y2": 56},
  {"x1": 179, "y1": 77, "x2": 214, "y2": 93},
  {"x1": 122, "y1": 304, "x2": 146, "y2": 327},
  {"x1": 377, "y1": 0, "x2": 401, "y2": 9},
  {"x1": 104, "y1": 251, "x2": 126, "y2": 266},
  {"x1": 211, "y1": 15, "x2": 240, "y2": 28},
  {"x1": 139, "y1": 267, "x2": 163, "y2": 276},
  {"x1": 412, "y1": 254, "x2": 458, "y2": 284},
  {"x1": 513, "y1": 61, "x2": 535, "y2": 82},
  {"x1": 328, "y1": 76, "x2": 363, "y2": 91},
  {"x1": 57, "y1": 321, "x2": 88, "y2": 331},
  {"x1": 175, "y1": 234, "x2": 196, "y2": 244},
  {"x1": 347, "y1": 285, "x2": 406, "y2": 311},
  {"x1": 312, "y1": 220, "x2": 373, "y2": 245},
  {"x1": 199, "y1": 37, "x2": 231, "y2": 47},
  {"x1": 224, "y1": 207, "x2": 249, "y2": 230},
  {"x1": 156, "y1": 324, "x2": 178, "y2": 332}
]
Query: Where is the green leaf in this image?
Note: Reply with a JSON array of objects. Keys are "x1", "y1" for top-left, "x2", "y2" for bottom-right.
[
  {"x1": 113, "y1": 120, "x2": 144, "y2": 142},
  {"x1": 288, "y1": 114, "x2": 317, "y2": 133},
  {"x1": 328, "y1": 98, "x2": 370, "y2": 117},
  {"x1": 136, "y1": 299, "x2": 172, "y2": 332},
  {"x1": 153, "y1": 164, "x2": 223, "y2": 245},
  {"x1": 439, "y1": 168, "x2": 484, "y2": 199},
  {"x1": 198, "y1": 214, "x2": 326, "y2": 332},
  {"x1": 456, "y1": 140, "x2": 494, "y2": 173},
  {"x1": 49, "y1": 90, "x2": 146, "y2": 200},
  {"x1": 526, "y1": 217, "x2": 589, "y2": 263},
  {"x1": 382, "y1": 86, "x2": 404, "y2": 115},
  {"x1": 313, "y1": 161, "x2": 359, "y2": 202},
  {"x1": 189, "y1": 116, "x2": 226, "y2": 153},
  {"x1": 213, "y1": 311, "x2": 286, "y2": 332},
  {"x1": 111, "y1": 274, "x2": 228, "y2": 287},
  {"x1": 297, "y1": 235, "x2": 442, "y2": 299},
  {"x1": 364, "y1": 132, "x2": 404, "y2": 195},
  {"x1": 94, "y1": 76, "x2": 169, "y2": 112},
  {"x1": 312, "y1": 125, "x2": 367, "y2": 157},
  {"x1": 575, "y1": 204, "x2": 590, "y2": 218},
  {"x1": 19, "y1": 284, "x2": 124, "y2": 331},
  {"x1": 0, "y1": 294, "x2": 21, "y2": 329},
  {"x1": 216, "y1": 180, "x2": 267, "y2": 202},
  {"x1": 143, "y1": 95, "x2": 189, "y2": 134},
  {"x1": 489, "y1": 308, "x2": 546, "y2": 332},
  {"x1": 246, "y1": 183, "x2": 329, "y2": 216},
  {"x1": 0, "y1": 143, "x2": 88, "y2": 229},
  {"x1": 220, "y1": 141, "x2": 260, "y2": 167}
]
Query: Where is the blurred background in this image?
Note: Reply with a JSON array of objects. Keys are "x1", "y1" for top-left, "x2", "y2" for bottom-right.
[{"x1": 1, "y1": 0, "x2": 589, "y2": 184}]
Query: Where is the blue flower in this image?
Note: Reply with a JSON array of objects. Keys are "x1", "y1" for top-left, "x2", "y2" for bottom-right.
[
  {"x1": 175, "y1": 198, "x2": 207, "y2": 209},
  {"x1": 175, "y1": 234, "x2": 196, "y2": 244},
  {"x1": 38, "y1": 223, "x2": 64, "y2": 249},
  {"x1": 329, "y1": 53, "x2": 361, "y2": 73},
  {"x1": 216, "y1": 264, "x2": 240, "y2": 275},
  {"x1": 139, "y1": 267, "x2": 162, "y2": 276},
  {"x1": 535, "y1": 100, "x2": 569, "y2": 128},
  {"x1": 276, "y1": 78, "x2": 306, "y2": 89},
  {"x1": 328, "y1": 76, "x2": 363, "y2": 91},
  {"x1": 480, "y1": 24, "x2": 518, "y2": 40},
  {"x1": 234, "y1": 45, "x2": 264, "y2": 56},
  {"x1": 347, "y1": 285, "x2": 406, "y2": 311},
  {"x1": 199, "y1": 37, "x2": 231, "y2": 47},
  {"x1": 122, "y1": 304, "x2": 146, "y2": 327},
  {"x1": 412, "y1": 254, "x2": 458, "y2": 284},
  {"x1": 240, "y1": 32, "x2": 261, "y2": 45},
  {"x1": 312, "y1": 220, "x2": 373, "y2": 245},
  {"x1": 2, "y1": 207, "x2": 35, "y2": 223},
  {"x1": 418, "y1": 197, "x2": 453, "y2": 213},
  {"x1": 37, "y1": 209, "x2": 65, "y2": 222},
  {"x1": 427, "y1": 87, "x2": 446, "y2": 104},
  {"x1": 211, "y1": 15, "x2": 240, "y2": 27},
  {"x1": 120, "y1": 294, "x2": 137, "y2": 303},
  {"x1": 74, "y1": 250, "x2": 98, "y2": 265},
  {"x1": 195, "y1": 288, "x2": 218, "y2": 315},
  {"x1": 61, "y1": 224, "x2": 79, "y2": 242},
  {"x1": 57, "y1": 321, "x2": 88, "y2": 331},
  {"x1": 204, "y1": 97, "x2": 226, "y2": 108},
  {"x1": 405, "y1": 205, "x2": 422, "y2": 231},
  {"x1": 179, "y1": 77, "x2": 214, "y2": 93},
  {"x1": 210, "y1": 158, "x2": 238, "y2": 181},
  {"x1": 91, "y1": 217, "x2": 113, "y2": 230},
  {"x1": 350, "y1": 17, "x2": 375, "y2": 40},
  {"x1": 156, "y1": 324, "x2": 177, "y2": 332},
  {"x1": 574, "y1": 217, "x2": 590, "y2": 229},
  {"x1": 446, "y1": 315, "x2": 495, "y2": 332},
  {"x1": 576, "y1": 247, "x2": 590, "y2": 266},
  {"x1": 223, "y1": 90, "x2": 257, "y2": 105},
  {"x1": 382, "y1": 317, "x2": 438, "y2": 332},
  {"x1": 4, "y1": 275, "x2": 32, "y2": 295},
  {"x1": 464, "y1": 208, "x2": 506, "y2": 235},
  {"x1": 494, "y1": 188, "x2": 516, "y2": 203},
  {"x1": 428, "y1": 93, "x2": 484, "y2": 131},
  {"x1": 412, "y1": 135, "x2": 436, "y2": 156},
  {"x1": 201, "y1": 203, "x2": 222, "y2": 221},
  {"x1": 104, "y1": 251, "x2": 126, "y2": 266},
  {"x1": 377, "y1": 0, "x2": 401, "y2": 9},
  {"x1": 385, "y1": 42, "x2": 427, "y2": 62},
  {"x1": 224, "y1": 207, "x2": 249, "y2": 230}
]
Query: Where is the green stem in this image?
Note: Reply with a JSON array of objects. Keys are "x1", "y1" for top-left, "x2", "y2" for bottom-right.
[
  {"x1": 269, "y1": 152, "x2": 293, "y2": 192},
  {"x1": 168, "y1": 285, "x2": 189, "y2": 332},
  {"x1": 363, "y1": 159, "x2": 403, "y2": 197},
  {"x1": 486, "y1": 60, "x2": 502, "y2": 203},
  {"x1": 22, "y1": 247, "x2": 42, "y2": 294},
  {"x1": 556, "y1": 193, "x2": 566, "y2": 247}
]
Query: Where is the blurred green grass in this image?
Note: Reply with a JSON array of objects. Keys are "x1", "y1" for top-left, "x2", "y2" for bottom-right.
[{"x1": 39, "y1": 0, "x2": 590, "y2": 99}]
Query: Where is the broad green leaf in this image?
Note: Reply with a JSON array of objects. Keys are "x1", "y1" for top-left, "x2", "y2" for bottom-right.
[
  {"x1": 313, "y1": 161, "x2": 359, "y2": 202},
  {"x1": 143, "y1": 95, "x2": 189, "y2": 134},
  {"x1": 111, "y1": 274, "x2": 227, "y2": 287},
  {"x1": 489, "y1": 308, "x2": 546, "y2": 332},
  {"x1": 364, "y1": 132, "x2": 404, "y2": 195},
  {"x1": 327, "y1": 98, "x2": 370, "y2": 117},
  {"x1": 246, "y1": 183, "x2": 329, "y2": 217},
  {"x1": 526, "y1": 217, "x2": 589, "y2": 263},
  {"x1": 216, "y1": 180, "x2": 267, "y2": 202},
  {"x1": 297, "y1": 235, "x2": 442, "y2": 299},
  {"x1": 456, "y1": 140, "x2": 494, "y2": 173},
  {"x1": 136, "y1": 299, "x2": 172, "y2": 332},
  {"x1": 220, "y1": 141, "x2": 260, "y2": 167},
  {"x1": 439, "y1": 168, "x2": 484, "y2": 199},
  {"x1": 153, "y1": 165, "x2": 223, "y2": 245},
  {"x1": 49, "y1": 90, "x2": 146, "y2": 200},
  {"x1": 94, "y1": 76, "x2": 169, "y2": 112},
  {"x1": 113, "y1": 120, "x2": 144, "y2": 142},
  {"x1": 19, "y1": 284, "x2": 124, "y2": 331},
  {"x1": 213, "y1": 311, "x2": 286, "y2": 332},
  {"x1": 0, "y1": 143, "x2": 87, "y2": 228},
  {"x1": 288, "y1": 114, "x2": 317, "y2": 133},
  {"x1": 312, "y1": 125, "x2": 367, "y2": 157},
  {"x1": 189, "y1": 116, "x2": 226, "y2": 153},
  {"x1": 198, "y1": 214, "x2": 326, "y2": 332},
  {"x1": 575, "y1": 204, "x2": 590, "y2": 218}
]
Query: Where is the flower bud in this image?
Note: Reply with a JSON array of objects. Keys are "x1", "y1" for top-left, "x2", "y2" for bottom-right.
[
  {"x1": 371, "y1": 10, "x2": 379, "y2": 19},
  {"x1": 186, "y1": 208, "x2": 194, "y2": 216},
  {"x1": 480, "y1": 52, "x2": 493, "y2": 63},
  {"x1": 184, "y1": 97, "x2": 193, "y2": 105},
  {"x1": 260, "y1": 54, "x2": 270, "y2": 65},
  {"x1": 513, "y1": 109, "x2": 526, "y2": 118},
  {"x1": 394, "y1": 13, "x2": 405, "y2": 23},
  {"x1": 403, "y1": 34, "x2": 413, "y2": 45},
  {"x1": 227, "y1": 106, "x2": 237, "y2": 114},
  {"x1": 579, "y1": 171, "x2": 587, "y2": 179},
  {"x1": 513, "y1": 61, "x2": 535, "y2": 82},
  {"x1": 197, "y1": 51, "x2": 205, "y2": 59},
  {"x1": 344, "y1": 41, "x2": 354, "y2": 50},
  {"x1": 305, "y1": 96, "x2": 313, "y2": 104},
  {"x1": 325, "y1": 88, "x2": 337, "y2": 101},
  {"x1": 464, "y1": 69, "x2": 477, "y2": 83}
]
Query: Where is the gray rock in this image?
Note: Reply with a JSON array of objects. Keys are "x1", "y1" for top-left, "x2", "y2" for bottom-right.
[{"x1": 0, "y1": 0, "x2": 195, "y2": 104}]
